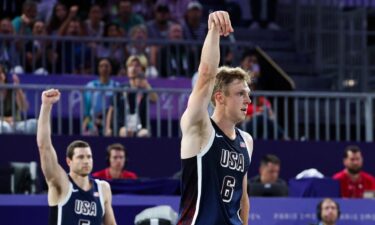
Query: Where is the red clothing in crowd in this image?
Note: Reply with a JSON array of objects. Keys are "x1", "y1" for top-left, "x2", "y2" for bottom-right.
[
  {"x1": 333, "y1": 169, "x2": 375, "y2": 198},
  {"x1": 246, "y1": 96, "x2": 272, "y2": 117},
  {"x1": 92, "y1": 168, "x2": 138, "y2": 180}
]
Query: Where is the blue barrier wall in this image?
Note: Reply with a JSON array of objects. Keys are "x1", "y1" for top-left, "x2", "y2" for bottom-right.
[
  {"x1": 1, "y1": 135, "x2": 375, "y2": 181},
  {"x1": 0, "y1": 194, "x2": 374, "y2": 225}
]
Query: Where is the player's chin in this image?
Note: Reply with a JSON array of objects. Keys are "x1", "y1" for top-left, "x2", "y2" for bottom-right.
[
  {"x1": 235, "y1": 116, "x2": 246, "y2": 124},
  {"x1": 80, "y1": 168, "x2": 92, "y2": 175}
]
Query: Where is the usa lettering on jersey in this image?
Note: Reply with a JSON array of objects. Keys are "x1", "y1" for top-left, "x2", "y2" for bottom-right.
[
  {"x1": 75, "y1": 200, "x2": 97, "y2": 216},
  {"x1": 220, "y1": 149, "x2": 244, "y2": 172}
]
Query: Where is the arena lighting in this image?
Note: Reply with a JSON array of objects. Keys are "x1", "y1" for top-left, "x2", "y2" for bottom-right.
[{"x1": 343, "y1": 79, "x2": 357, "y2": 87}]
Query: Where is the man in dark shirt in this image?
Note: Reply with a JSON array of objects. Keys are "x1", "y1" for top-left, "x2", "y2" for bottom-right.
[{"x1": 248, "y1": 154, "x2": 288, "y2": 196}]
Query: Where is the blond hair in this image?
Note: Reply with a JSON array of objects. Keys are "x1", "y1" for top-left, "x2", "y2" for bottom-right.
[
  {"x1": 126, "y1": 54, "x2": 148, "y2": 71},
  {"x1": 211, "y1": 66, "x2": 251, "y2": 106}
]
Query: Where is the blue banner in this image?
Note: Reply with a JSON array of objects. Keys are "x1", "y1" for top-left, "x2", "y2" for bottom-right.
[{"x1": 1, "y1": 195, "x2": 374, "y2": 225}]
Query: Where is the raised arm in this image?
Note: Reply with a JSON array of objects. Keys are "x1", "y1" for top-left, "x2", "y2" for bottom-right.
[
  {"x1": 181, "y1": 11, "x2": 233, "y2": 129},
  {"x1": 37, "y1": 89, "x2": 69, "y2": 204},
  {"x1": 180, "y1": 11, "x2": 233, "y2": 158}
]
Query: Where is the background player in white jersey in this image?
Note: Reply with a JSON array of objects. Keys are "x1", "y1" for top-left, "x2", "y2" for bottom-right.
[
  {"x1": 178, "y1": 11, "x2": 253, "y2": 225},
  {"x1": 37, "y1": 89, "x2": 117, "y2": 225}
]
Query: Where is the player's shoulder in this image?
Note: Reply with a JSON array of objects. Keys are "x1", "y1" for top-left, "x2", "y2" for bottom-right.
[
  {"x1": 238, "y1": 129, "x2": 253, "y2": 143},
  {"x1": 95, "y1": 179, "x2": 111, "y2": 192}
]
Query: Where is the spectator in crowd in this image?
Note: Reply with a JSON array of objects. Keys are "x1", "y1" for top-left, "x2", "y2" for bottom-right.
[
  {"x1": 96, "y1": 23, "x2": 126, "y2": 72},
  {"x1": 249, "y1": 0, "x2": 280, "y2": 30},
  {"x1": 240, "y1": 49, "x2": 260, "y2": 80},
  {"x1": 56, "y1": 4, "x2": 79, "y2": 36},
  {"x1": 56, "y1": 18, "x2": 92, "y2": 74},
  {"x1": 310, "y1": 198, "x2": 340, "y2": 225},
  {"x1": 126, "y1": 25, "x2": 149, "y2": 58},
  {"x1": 333, "y1": 145, "x2": 375, "y2": 198},
  {"x1": 243, "y1": 81, "x2": 286, "y2": 139},
  {"x1": 105, "y1": 55, "x2": 158, "y2": 137},
  {"x1": 240, "y1": 50, "x2": 286, "y2": 139},
  {"x1": 84, "y1": 4, "x2": 105, "y2": 38},
  {"x1": 156, "y1": 0, "x2": 190, "y2": 23},
  {"x1": 131, "y1": 0, "x2": 157, "y2": 21},
  {"x1": 244, "y1": 94, "x2": 285, "y2": 140},
  {"x1": 126, "y1": 25, "x2": 158, "y2": 77},
  {"x1": 0, "y1": 65, "x2": 37, "y2": 134},
  {"x1": 0, "y1": 18, "x2": 19, "y2": 71},
  {"x1": 46, "y1": 2, "x2": 68, "y2": 35},
  {"x1": 24, "y1": 20, "x2": 55, "y2": 74},
  {"x1": 83, "y1": 58, "x2": 120, "y2": 136},
  {"x1": 58, "y1": 0, "x2": 108, "y2": 20},
  {"x1": 113, "y1": 0, "x2": 144, "y2": 34},
  {"x1": 57, "y1": 5, "x2": 79, "y2": 36},
  {"x1": 248, "y1": 154, "x2": 288, "y2": 196},
  {"x1": 92, "y1": 143, "x2": 138, "y2": 179},
  {"x1": 146, "y1": 3, "x2": 173, "y2": 40},
  {"x1": 12, "y1": 0, "x2": 38, "y2": 35},
  {"x1": 158, "y1": 23, "x2": 194, "y2": 77},
  {"x1": 182, "y1": 1, "x2": 207, "y2": 41}
]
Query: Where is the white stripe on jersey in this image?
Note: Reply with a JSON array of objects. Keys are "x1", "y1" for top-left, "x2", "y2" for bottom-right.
[
  {"x1": 95, "y1": 179, "x2": 105, "y2": 217},
  {"x1": 192, "y1": 128, "x2": 215, "y2": 225},
  {"x1": 238, "y1": 130, "x2": 253, "y2": 162},
  {"x1": 197, "y1": 127, "x2": 215, "y2": 158},
  {"x1": 57, "y1": 182, "x2": 73, "y2": 225}
]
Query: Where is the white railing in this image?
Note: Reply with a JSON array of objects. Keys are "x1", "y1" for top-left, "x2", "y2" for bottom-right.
[{"x1": 1, "y1": 84, "x2": 374, "y2": 141}]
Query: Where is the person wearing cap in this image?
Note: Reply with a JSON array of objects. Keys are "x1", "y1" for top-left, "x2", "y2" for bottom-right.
[
  {"x1": 146, "y1": 3, "x2": 173, "y2": 39},
  {"x1": 182, "y1": 1, "x2": 207, "y2": 41}
]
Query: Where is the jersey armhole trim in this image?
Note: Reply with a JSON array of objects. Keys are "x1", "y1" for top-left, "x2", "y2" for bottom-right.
[
  {"x1": 238, "y1": 130, "x2": 253, "y2": 161},
  {"x1": 58, "y1": 182, "x2": 73, "y2": 207},
  {"x1": 95, "y1": 179, "x2": 106, "y2": 217},
  {"x1": 197, "y1": 127, "x2": 215, "y2": 158}
]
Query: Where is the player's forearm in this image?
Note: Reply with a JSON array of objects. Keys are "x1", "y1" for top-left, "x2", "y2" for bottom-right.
[
  {"x1": 37, "y1": 103, "x2": 53, "y2": 150},
  {"x1": 241, "y1": 196, "x2": 249, "y2": 225},
  {"x1": 198, "y1": 27, "x2": 220, "y2": 79}
]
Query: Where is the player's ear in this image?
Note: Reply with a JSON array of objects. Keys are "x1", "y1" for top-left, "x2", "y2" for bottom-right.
[
  {"x1": 215, "y1": 91, "x2": 224, "y2": 105},
  {"x1": 66, "y1": 157, "x2": 72, "y2": 166}
]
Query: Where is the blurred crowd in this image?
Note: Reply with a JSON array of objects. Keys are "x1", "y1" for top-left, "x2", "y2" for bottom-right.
[{"x1": 0, "y1": 0, "x2": 244, "y2": 77}]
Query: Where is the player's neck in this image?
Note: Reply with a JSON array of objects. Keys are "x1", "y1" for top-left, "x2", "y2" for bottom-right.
[
  {"x1": 211, "y1": 114, "x2": 236, "y2": 139},
  {"x1": 69, "y1": 172, "x2": 91, "y2": 190}
]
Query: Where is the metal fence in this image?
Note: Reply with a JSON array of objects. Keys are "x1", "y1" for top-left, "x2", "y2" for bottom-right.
[
  {"x1": 278, "y1": 0, "x2": 375, "y2": 91},
  {"x1": 0, "y1": 35, "x2": 249, "y2": 77},
  {"x1": 1, "y1": 84, "x2": 374, "y2": 142}
]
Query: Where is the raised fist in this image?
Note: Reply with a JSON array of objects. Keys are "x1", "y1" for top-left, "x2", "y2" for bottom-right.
[
  {"x1": 41, "y1": 89, "x2": 61, "y2": 105},
  {"x1": 208, "y1": 11, "x2": 234, "y2": 36}
]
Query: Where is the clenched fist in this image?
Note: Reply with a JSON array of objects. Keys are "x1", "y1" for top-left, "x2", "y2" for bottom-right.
[
  {"x1": 41, "y1": 89, "x2": 61, "y2": 105},
  {"x1": 208, "y1": 11, "x2": 234, "y2": 36}
]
